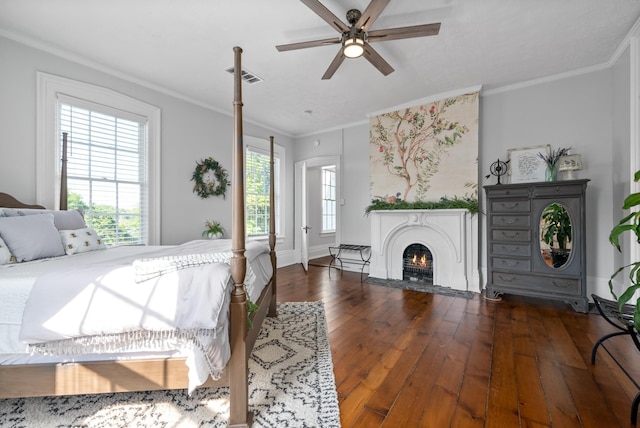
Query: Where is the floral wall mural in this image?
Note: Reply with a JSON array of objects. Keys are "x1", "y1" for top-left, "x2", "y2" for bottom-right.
[{"x1": 370, "y1": 91, "x2": 479, "y2": 204}]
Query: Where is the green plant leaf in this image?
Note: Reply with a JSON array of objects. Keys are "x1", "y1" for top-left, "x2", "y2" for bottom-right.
[
  {"x1": 622, "y1": 192, "x2": 640, "y2": 210},
  {"x1": 609, "y1": 224, "x2": 636, "y2": 250}
]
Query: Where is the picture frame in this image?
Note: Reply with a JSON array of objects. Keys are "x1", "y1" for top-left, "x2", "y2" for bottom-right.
[{"x1": 507, "y1": 145, "x2": 550, "y2": 183}]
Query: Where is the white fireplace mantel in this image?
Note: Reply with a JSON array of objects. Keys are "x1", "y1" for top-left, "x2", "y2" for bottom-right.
[{"x1": 369, "y1": 209, "x2": 479, "y2": 292}]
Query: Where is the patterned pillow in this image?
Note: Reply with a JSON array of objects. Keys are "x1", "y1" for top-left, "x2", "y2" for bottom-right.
[
  {"x1": 0, "y1": 236, "x2": 15, "y2": 265},
  {"x1": 59, "y1": 228, "x2": 106, "y2": 255}
]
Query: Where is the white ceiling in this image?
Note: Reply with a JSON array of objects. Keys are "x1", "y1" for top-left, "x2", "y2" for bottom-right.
[{"x1": 1, "y1": 0, "x2": 639, "y2": 137}]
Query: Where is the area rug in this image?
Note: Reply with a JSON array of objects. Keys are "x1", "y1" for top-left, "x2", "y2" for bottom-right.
[
  {"x1": 365, "y1": 276, "x2": 476, "y2": 299},
  {"x1": 0, "y1": 301, "x2": 341, "y2": 427}
]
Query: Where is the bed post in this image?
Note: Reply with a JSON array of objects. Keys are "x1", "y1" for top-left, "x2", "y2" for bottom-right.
[
  {"x1": 60, "y1": 132, "x2": 68, "y2": 210},
  {"x1": 268, "y1": 136, "x2": 277, "y2": 317},
  {"x1": 229, "y1": 46, "x2": 251, "y2": 428}
]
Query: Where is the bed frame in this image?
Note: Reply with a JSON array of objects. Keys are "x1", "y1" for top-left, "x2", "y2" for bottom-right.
[{"x1": 0, "y1": 46, "x2": 275, "y2": 428}]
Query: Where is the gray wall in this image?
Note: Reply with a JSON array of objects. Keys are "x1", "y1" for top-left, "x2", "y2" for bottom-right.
[{"x1": 0, "y1": 36, "x2": 295, "y2": 255}]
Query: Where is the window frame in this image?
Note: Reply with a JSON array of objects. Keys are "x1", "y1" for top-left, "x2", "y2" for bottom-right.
[
  {"x1": 321, "y1": 166, "x2": 337, "y2": 233},
  {"x1": 244, "y1": 135, "x2": 285, "y2": 241},
  {"x1": 36, "y1": 72, "x2": 161, "y2": 244}
]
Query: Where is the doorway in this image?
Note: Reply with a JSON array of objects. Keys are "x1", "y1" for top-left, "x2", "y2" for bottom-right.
[{"x1": 294, "y1": 156, "x2": 341, "y2": 270}]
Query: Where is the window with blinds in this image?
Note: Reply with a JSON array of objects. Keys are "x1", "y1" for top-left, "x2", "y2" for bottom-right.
[
  {"x1": 245, "y1": 146, "x2": 280, "y2": 236},
  {"x1": 322, "y1": 166, "x2": 336, "y2": 232},
  {"x1": 59, "y1": 100, "x2": 148, "y2": 246}
]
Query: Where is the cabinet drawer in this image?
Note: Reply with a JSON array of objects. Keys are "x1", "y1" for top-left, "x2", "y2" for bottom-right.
[
  {"x1": 491, "y1": 215, "x2": 531, "y2": 227},
  {"x1": 487, "y1": 187, "x2": 530, "y2": 198},
  {"x1": 491, "y1": 243, "x2": 531, "y2": 257},
  {"x1": 491, "y1": 229, "x2": 531, "y2": 242},
  {"x1": 533, "y1": 184, "x2": 584, "y2": 197},
  {"x1": 491, "y1": 257, "x2": 530, "y2": 272},
  {"x1": 491, "y1": 272, "x2": 580, "y2": 295},
  {"x1": 490, "y1": 199, "x2": 530, "y2": 213}
]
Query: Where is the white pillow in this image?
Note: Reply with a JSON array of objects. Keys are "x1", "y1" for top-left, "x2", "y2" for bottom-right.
[
  {"x1": 0, "y1": 236, "x2": 15, "y2": 265},
  {"x1": 1, "y1": 208, "x2": 86, "y2": 230},
  {"x1": 0, "y1": 214, "x2": 65, "y2": 262},
  {"x1": 59, "y1": 228, "x2": 106, "y2": 255}
]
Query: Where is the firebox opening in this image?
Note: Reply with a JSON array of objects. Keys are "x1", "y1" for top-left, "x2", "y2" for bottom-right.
[{"x1": 403, "y1": 243, "x2": 433, "y2": 284}]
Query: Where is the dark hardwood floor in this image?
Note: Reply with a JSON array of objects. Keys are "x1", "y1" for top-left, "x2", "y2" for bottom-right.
[{"x1": 276, "y1": 259, "x2": 640, "y2": 427}]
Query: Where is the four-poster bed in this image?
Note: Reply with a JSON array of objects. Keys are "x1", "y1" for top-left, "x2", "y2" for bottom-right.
[{"x1": 0, "y1": 46, "x2": 273, "y2": 427}]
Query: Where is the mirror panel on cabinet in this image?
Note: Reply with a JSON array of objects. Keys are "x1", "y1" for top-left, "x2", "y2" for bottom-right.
[{"x1": 539, "y1": 202, "x2": 572, "y2": 269}]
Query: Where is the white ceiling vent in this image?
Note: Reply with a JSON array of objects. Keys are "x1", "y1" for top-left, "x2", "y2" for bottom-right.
[{"x1": 225, "y1": 67, "x2": 263, "y2": 84}]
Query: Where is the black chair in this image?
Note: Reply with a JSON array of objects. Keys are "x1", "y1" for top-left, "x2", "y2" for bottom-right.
[{"x1": 591, "y1": 294, "x2": 640, "y2": 425}]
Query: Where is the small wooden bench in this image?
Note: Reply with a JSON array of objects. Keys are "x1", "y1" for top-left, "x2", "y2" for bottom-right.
[{"x1": 328, "y1": 244, "x2": 371, "y2": 282}]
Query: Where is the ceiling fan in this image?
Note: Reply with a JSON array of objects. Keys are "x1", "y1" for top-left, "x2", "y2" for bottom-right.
[{"x1": 276, "y1": 0, "x2": 441, "y2": 80}]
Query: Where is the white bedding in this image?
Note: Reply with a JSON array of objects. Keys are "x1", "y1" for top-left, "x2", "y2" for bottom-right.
[{"x1": 0, "y1": 239, "x2": 272, "y2": 392}]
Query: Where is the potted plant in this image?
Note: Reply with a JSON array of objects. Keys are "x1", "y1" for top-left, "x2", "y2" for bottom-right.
[
  {"x1": 609, "y1": 169, "x2": 640, "y2": 330},
  {"x1": 203, "y1": 220, "x2": 225, "y2": 239},
  {"x1": 540, "y1": 202, "x2": 572, "y2": 267}
]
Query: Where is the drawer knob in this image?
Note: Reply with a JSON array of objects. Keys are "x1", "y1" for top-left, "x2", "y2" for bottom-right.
[
  {"x1": 500, "y1": 217, "x2": 519, "y2": 224},
  {"x1": 551, "y1": 280, "x2": 572, "y2": 288},
  {"x1": 500, "y1": 231, "x2": 520, "y2": 239}
]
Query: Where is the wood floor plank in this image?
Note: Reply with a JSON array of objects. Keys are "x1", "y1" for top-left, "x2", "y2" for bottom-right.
[{"x1": 485, "y1": 300, "x2": 521, "y2": 428}]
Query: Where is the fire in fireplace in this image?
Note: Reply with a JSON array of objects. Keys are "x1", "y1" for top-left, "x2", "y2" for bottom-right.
[{"x1": 403, "y1": 243, "x2": 433, "y2": 283}]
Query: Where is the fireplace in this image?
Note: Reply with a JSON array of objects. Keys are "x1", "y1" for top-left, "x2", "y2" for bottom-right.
[
  {"x1": 369, "y1": 209, "x2": 479, "y2": 292},
  {"x1": 403, "y1": 244, "x2": 433, "y2": 283}
]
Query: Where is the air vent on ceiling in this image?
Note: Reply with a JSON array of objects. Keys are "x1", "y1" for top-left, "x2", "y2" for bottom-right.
[{"x1": 225, "y1": 67, "x2": 263, "y2": 84}]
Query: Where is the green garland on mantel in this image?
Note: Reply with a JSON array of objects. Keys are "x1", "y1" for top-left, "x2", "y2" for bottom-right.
[{"x1": 365, "y1": 196, "x2": 479, "y2": 216}]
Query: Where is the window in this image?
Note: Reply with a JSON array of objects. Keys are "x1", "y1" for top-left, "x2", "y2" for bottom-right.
[
  {"x1": 59, "y1": 100, "x2": 147, "y2": 246},
  {"x1": 37, "y1": 72, "x2": 161, "y2": 244},
  {"x1": 245, "y1": 136, "x2": 284, "y2": 237},
  {"x1": 322, "y1": 166, "x2": 336, "y2": 232}
]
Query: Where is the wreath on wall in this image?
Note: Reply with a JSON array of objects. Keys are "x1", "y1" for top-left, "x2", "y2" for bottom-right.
[{"x1": 191, "y1": 157, "x2": 230, "y2": 199}]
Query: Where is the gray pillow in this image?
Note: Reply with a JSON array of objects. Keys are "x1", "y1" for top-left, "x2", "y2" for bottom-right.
[
  {"x1": 1, "y1": 208, "x2": 86, "y2": 230},
  {"x1": 0, "y1": 214, "x2": 65, "y2": 262}
]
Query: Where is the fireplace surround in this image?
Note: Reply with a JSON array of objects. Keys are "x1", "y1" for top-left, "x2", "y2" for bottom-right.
[{"x1": 369, "y1": 209, "x2": 479, "y2": 292}]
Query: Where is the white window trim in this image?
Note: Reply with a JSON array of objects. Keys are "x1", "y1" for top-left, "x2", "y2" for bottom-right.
[
  {"x1": 321, "y1": 166, "x2": 337, "y2": 233},
  {"x1": 36, "y1": 72, "x2": 161, "y2": 244},
  {"x1": 244, "y1": 135, "x2": 285, "y2": 242}
]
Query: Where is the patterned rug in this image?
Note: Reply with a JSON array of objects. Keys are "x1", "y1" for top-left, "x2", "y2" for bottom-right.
[
  {"x1": 0, "y1": 301, "x2": 341, "y2": 427},
  {"x1": 365, "y1": 276, "x2": 476, "y2": 299}
]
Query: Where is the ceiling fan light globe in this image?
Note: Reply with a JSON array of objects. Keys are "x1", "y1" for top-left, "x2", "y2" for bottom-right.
[{"x1": 343, "y1": 37, "x2": 364, "y2": 58}]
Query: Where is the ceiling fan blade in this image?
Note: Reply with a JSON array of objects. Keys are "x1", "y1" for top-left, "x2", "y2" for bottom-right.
[
  {"x1": 321, "y1": 50, "x2": 346, "y2": 80},
  {"x1": 276, "y1": 37, "x2": 341, "y2": 52},
  {"x1": 368, "y1": 23, "x2": 441, "y2": 42},
  {"x1": 363, "y1": 44, "x2": 394, "y2": 76},
  {"x1": 355, "y1": 0, "x2": 390, "y2": 31},
  {"x1": 300, "y1": 0, "x2": 349, "y2": 33}
]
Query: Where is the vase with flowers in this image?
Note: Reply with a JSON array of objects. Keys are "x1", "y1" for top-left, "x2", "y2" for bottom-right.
[
  {"x1": 203, "y1": 220, "x2": 225, "y2": 239},
  {"x1": 538, "y1": 146, "x2": 572, "y2": 182}
]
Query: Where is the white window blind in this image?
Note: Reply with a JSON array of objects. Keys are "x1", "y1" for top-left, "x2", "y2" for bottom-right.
[
  {"x1": 59, "y1": 98, "x2": 148, "y2": 246},
  {"x1": 322, "y1": 166, "x2": 336, "y2": 232},
  {"x1": 245, "y1": 145, "x2": 280, "y2": 236}
]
